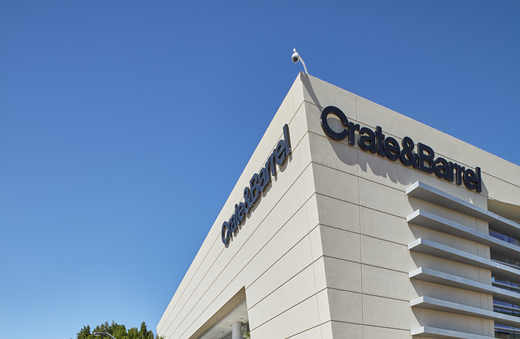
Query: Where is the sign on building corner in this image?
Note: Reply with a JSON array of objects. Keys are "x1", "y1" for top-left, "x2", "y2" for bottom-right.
[
  {"x1": 320, "y1": 106, "x2": 482, "y2": 193},
  {"x1": 221, "y1": 124, "x2": 292, "y2": 246}
]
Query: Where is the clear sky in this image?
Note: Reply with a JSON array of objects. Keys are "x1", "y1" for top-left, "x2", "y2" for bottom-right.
[{"x1": 1, "y1": 1, "x2": 519, "y2": 338}]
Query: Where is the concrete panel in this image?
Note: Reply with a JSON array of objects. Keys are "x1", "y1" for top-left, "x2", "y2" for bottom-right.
[
  {"x1": 307, "y1": 132, "x2": 359, "y2": 177},
  {"x1": 359, "y1": 179, "x2": 413, "y2": 218},
  {"x1": 475, "y1": 219, "x2": 488, "y2": 234},
  {"x1": 361, "y1": 235, "x2": 415, "y2": 272},
  {"x1": 246, "y1": 235, "x2": 314, "y2": 308},
  {"x1": 360, "y1": 207, "x2": 413, "y2": 245},
  {"x1": 476, "y1": 243, "x2": 490, "y2": 260},
  {"x1": 321, "y1": 226, "x2": 361, "y2": 263},
  {"x1": 247, "y1": 265, "x2": 318, "y2": 327},
  {"x1": 316, "y1": 194, "x2": 360, "y2": 233},
  {"x1": 363, "y1": 294, "x2": 417, "y2": 329},
  {"x1": 474, "y1": 192, "x2": 488, "y2": 210},
  {"x1": 312, "y1": 163, "x2": 360, "y2": 204},
  {"x1": 480, "y1": 319, "x2": 495, "y2": 337},
  {"x1": 327, "y1": 288, "x2": 363, "y2": 323},
  {"x1": 329, "y1": 321, "x2": 363, "y2": 339},
  {"x1": 323, "y1": 256, "x2": 362, "y2": 293},
  {"x1": 478, "y1": 267, "x2": 492, "y2": 285},
  {"x1": 362, "y1": 265, "x2": 415, "y2": 301}
]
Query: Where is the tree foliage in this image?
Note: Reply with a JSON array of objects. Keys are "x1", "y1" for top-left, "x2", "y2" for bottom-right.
[{"x1": 76, "y1": 321, "x2": 163, "y2": 339}]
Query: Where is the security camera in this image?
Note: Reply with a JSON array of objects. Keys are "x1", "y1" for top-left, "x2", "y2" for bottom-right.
[
  {"x1": 291, "y1": 48, "x2": 308, "y2": 74},
  {"x1": 292, "y1": 51, "x2": 300, "y2": 64}
]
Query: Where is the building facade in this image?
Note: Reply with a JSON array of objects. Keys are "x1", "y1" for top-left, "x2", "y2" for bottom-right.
[{"x1": 157, "y1": 74, "x2": 520, "y2": 339}]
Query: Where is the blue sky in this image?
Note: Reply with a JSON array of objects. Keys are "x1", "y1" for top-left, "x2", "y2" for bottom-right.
[{"x1": 1, "y1": 1, "x2": 519, "y2": 338}]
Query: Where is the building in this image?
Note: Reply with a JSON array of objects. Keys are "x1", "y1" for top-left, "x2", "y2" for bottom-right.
[{"x1": 157, "y1": 73, "x2": 520, "y2": 339}]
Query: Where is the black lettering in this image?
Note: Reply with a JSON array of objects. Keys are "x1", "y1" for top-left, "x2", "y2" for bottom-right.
[
  {"x1": 258, "y1": 167, "x2": 268, "y2": 191},
  {"x1": 238, "y1": 202, "x2": 245, "y2": 222},
  {"x1": 454, "y1": 164, "x2": 464, "y2": 185},
  {"x1": 384, "y1": 137, "x2": 400, "y2": 161},
  {"x1": 358, "y1": 127, "x2": 376, "y2": 153},
  {"x1": 283, "y1": 124, "x2": 292, "y2": 157},
  {"x1": 249, "y1": 174, "x2": 260, "y2": 205},
  {"x1": 229, "y1": 214, "x2": 236, "y2": 234},
  {"x1": 243, "y1": 187, "x2": 252, "y2": 214},
  {"x1": 375, "y1": 126, "x2": 386, "y2": 157},
  {"x1": 417, "y1": 143, "x2": 435, "y2": 174},
  {"x1": 400, "y1": 137, "x2": 416, "y2": 166},
  {"x1": 266, "y1": 153, "x2": 276, "y2": 177},
  {"x1": 221, "y1": 222, "x2": 230, "y2": 245},
  {"x1": 262, "y1": 161, "x2": 273, "y2": 187},
  {"x1": 475, "y1": 167, "x2": 482, "y2": 193},
  {"x1": 348, "y1": 122, "x2": 360, "y2": 146},
  {"x1": 234, "y1": 212, "x2": 239, "y2": 233},
  {"x1": 320, "y1": 106, "x2": 349, "y2": 141},
  {"x1": 463, "y1": 168, "x2": 479, "y2": 191},
  {"x1": 234, "y1": 205, "x2": 239, "y2": 228},
  {"x1": 435, "y1": 157, "x2": 449, "y2": 179},
  {"x1": 275, "y1": 140, "x2": 286, "y2": 166},
  {"x1": 447, "y1": 162, "x2": 456, "y2": 182}
]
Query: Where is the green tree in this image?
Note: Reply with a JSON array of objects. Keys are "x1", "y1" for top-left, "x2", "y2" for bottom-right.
[{"x1": 75, "y1": 321, "x2": 163, "y2": 339}]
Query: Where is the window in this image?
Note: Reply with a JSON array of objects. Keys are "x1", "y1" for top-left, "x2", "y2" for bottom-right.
[
  {"x1": 490, "y1": 229, "x2": 520, "y2": 247},
  {"x1": 495, "y1": 325, "x2": 520, "y2": 338}
]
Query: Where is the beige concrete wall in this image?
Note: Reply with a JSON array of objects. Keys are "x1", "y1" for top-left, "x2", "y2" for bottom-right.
[{"x1": 301, "y1": 74, "x2": 519, "y2": 338}]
